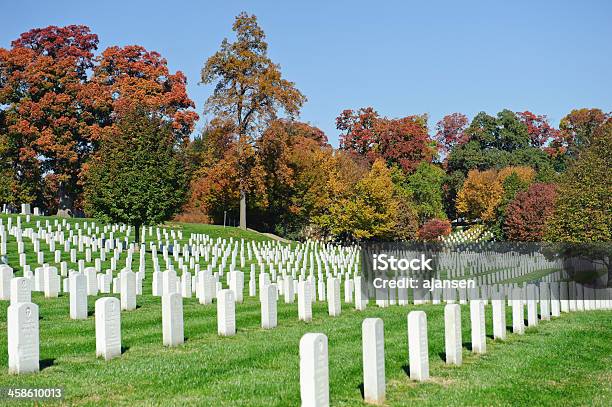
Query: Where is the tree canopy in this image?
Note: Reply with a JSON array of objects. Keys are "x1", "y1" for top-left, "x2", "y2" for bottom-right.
[{"x1": 83, "y1": 109, "x2": 188, "y2": 238}]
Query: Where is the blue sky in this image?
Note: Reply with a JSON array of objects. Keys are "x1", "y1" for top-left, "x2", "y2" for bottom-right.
[{"x1": 1, "y1": 0, "x2": 611, "y2": 146}]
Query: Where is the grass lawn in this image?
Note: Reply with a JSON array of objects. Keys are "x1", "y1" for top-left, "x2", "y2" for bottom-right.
[{"x1": 0, "y1": 215, "x2": 610, "y2": 406}]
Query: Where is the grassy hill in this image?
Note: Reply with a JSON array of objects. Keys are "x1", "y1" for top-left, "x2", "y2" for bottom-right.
[{"x1": 0, "y1": 215, "x2": 610, "y2": 406}]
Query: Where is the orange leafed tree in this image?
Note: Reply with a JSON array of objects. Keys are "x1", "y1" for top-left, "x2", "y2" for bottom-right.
[
  {"x1": 0, "y1": 25, "x2": 100, "y2": 209},
  {"x1": 456, "y1": 169, "x2": 503, "y2": 222},
  {"x1": 201, "y1": 12, "x2": 306, "y2": 229},
  {"x1": 91, "y1": 45, "x2": 198, "y2": 144},
  {"x1": 456, "y1": 166, "x2": 536, "y2": 222},
  {"x1": 0, "y1": 25, "x2": 198, "y2": 212}
]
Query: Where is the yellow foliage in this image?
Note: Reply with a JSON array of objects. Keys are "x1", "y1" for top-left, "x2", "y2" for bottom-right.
[
  {"x1": 497, "y1": 166, "x2": 535, "y2": 184},
  {"x1": 324, "y1": 159, "x2": 399, "y2": 240},
  {"x1": 456, "y1": 169, "x2": 503, "y2": 222}
]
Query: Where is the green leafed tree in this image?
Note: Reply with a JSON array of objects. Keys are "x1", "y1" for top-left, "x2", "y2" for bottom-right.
[
  {"x1": 545, "y1": 120, "x2": 611, "y2": 242},
  {"x1": 403, "y1": 162, "x2": 446, "y2": 223},
  {"x1": 545, "y1": 119, "x2": 612, "y2": 285},
  {"x1": 83, "y1": 108, "x2": 188, "y2": 241}
]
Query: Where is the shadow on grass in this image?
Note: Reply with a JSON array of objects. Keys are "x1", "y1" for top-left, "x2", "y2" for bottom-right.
[
  {"x1": 462, "y1": 342, "x2": 473, "y2": 351},
  {"x1": 357, "y1": 382, "x2": 364, "y2": 399},
  {"x1": 438, "y1": 351, "x2": 446, "y2": 361},
  {"x1": 121, "y1": 346, "x2": 130, "y2": 354},
  {"x1": 40, "y1": 358, "x2": 55, "y2": 371},
  {"x1": 401, "y1": 363, "x2": 410, "y2": 376}
]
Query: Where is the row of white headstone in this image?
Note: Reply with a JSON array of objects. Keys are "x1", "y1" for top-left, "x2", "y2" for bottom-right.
[
  {"x1": 7, "y1": 290, "x2": 187, "y2": 373},
  {"x1": 6, "y1": 265, "x2": 611, "y2": 377},
  {"x1": 299, "y1": 289, "x2": 612, "y2": 407}
]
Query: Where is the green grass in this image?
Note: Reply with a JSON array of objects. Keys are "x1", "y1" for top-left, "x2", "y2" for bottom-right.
[{"x1": 0, "y1": 215, "x2": 610, "y2": 406}]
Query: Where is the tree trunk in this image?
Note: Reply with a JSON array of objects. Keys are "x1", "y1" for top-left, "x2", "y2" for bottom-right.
[
  {"x1": 135, "y1": 224, "x2": 141, "y2": 244},
  {"x1": 56, "y1": 181, "x2": 74, "y2": 217},
  {"x1": 239, "y1": 190, "x2": 247, "y2": 230}
]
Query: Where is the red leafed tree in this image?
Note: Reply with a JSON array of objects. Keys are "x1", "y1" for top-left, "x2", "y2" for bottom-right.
[
  {"x1": 1, "y1": 26, "x2": 199, "y2": 212},
  {"x1": 336, "y1": 107, "x2": 378, "y2": 157},
  {"x1": 418, "y1": 218, "x2": 451, "y2": 241},
  {"x1": 551, "y1": 108, "x2": 610, "y2": 159},
  {"x1": 516, "y1": 111, "x2": 560, "y2": 149},
  {"x1": 337, "y1": 107, "x2": 434, "y2": 173},
  {"x1": 0, "y1": 25, "x2": 100, "y2": 210},
  {"x1": 504, "y1": 183, "x2": 557, "y2": 241},
  {"x1": 91, "y1": 45, "x2": 198, "y2": 144},
  {"x1": 434, "y1": 113, "x2": 469, "y2": 153}
]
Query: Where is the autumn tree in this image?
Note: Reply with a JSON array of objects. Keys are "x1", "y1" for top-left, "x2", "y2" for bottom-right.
[
  {"x1": 503, "y1": 183, "x2": 557, "y2": 241},
  {"x1": 516, "y1": 111, "x2": 559, "y2": 148},
  {"x1": 497, "y1": 166, "x2": 535, "y2": 184},
  {"x1": 0, "y1": 25, "x2": 100, "y2": 210},
  {"x1": 545, "y1": 120, "x2": 612, "y2": 243},
  {"x1": 320, "y1": 159, "x2": 399, "y2": 241},
  {"x1": 545, "y1": 120, "x2": 612, "y2": 285},
  {"x1": 552, "y1": 108, "x2": 610, "y2": 160},
  {"x1": 456, "y1": 169, "x2": 502, "y2": 222},
  {"x1": 201, "y1": 12, "x2": 306, "y2": 229},
  {"x1": 91, "y1": 45, "x2": 198, "y2": 144},
  {"x1": 254, "y1": 119, "x2": 328, "y2": 234},
  {"x1": 337, "y1": 107, "x2": 435, "y2": 173},
  {"x1": 434, "y1": 113, "x2": 469, "y2": 154},
  {"x1": 490, "y1": 172, "x2": 532, "y2": 239},
  {"x1": 418, "y1": 218, "x2": 451, "y2": 241},
  {"x1": 83, "y1": 108, "x2": 188, "y2": 240},
  {"x1": 0, "y1": 25, "x2": 198, "y2": 212}
]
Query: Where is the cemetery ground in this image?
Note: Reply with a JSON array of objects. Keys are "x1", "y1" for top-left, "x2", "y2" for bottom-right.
[{"x1": 0, "y1": 215, "x2": 611, "y2": 406}]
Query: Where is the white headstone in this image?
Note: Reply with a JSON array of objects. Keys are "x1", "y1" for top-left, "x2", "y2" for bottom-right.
[
  {"x1": 470, "y1": 300, "x2": 486, "y2": 354},
  {"x1": 152, "y1": 271, "x2": 162, "y2": 296},
  {"x1": 43, "y1": 267, "x2": 59, "y2": 298},
  {"x1": 120, "y1": 271, "x2": 136, "y2": 311},
  {"x1": 512, "y1": 288, "x2": 524, "y2": 334},
  {"x1": 95, "y1": 297, "x2": 121, "y2": 360},
  {"x1": 492, "y1": 293, "x2": 506, "y2": 340},
  {"x1": 217, "y1": 289, "x2": 236, "y2": 336},
  {"x1": 181, "y1": 272, "x2": 192, "y2": 299},
  {"x1": 0, "y1": 265, "x2": 13, "y2": 300},
  {"x1": 354, "y1": 276, "x2": 366, "y2": 311},
  {"x1": 298, "y1": 281, "x2": 312, "y2": 322},
  {"x1": 550, "y1": 282, "x2": 561, "y2": 317},
  {"x1": 261, "y1": 283, "x2": 278, "y2": 329},
  {"x1": 444, "y1": 304, "x2": 462, "y2": 365},
  {"x1": 69, "y1": 273, "x2": 87, "y2": 320},
  {"x1": 527, "y1": 285, "x2": 538, "y2": 327},
  {"x1": 300, "y1": 333, "x2": 329, "y2": 407},
  {"x1": 559, "y1": 281, "x2": 569, "y2": 313},
  {"x1": 84, "y1": 267, "x2": 98, "y2": 296},
  {"x1": 407, "y1": 310, "x2": 429, "y2": 381},
  {"x1": 8, "y1": 302, "x2": 39, "y2": 374},
  {"x1": 284, "y1": 276, "x2": 295, "y2": 304},
  {"x1": 327, "y1": 277, "x2": 341, "y2": 317},
  {"x1": 362, "y1": 318, "x2": 385, "y2": 404},
  {"x1": 10, "y1": 277, "x2": 31, "y2": 305},
  {"x1": 162, "y1": 292, "x2": 184, "y2": 346},
  {"x1": 163, "y1": 270, "x2": 178, "y2": 296},
  {"x1": 539, "y1": 282, "x2": 550, "y2": 320},
  {"x1": 229, "y1": 271, "x2": 244, "y2": 303}
]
